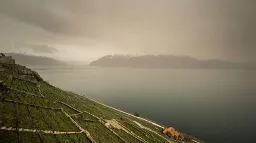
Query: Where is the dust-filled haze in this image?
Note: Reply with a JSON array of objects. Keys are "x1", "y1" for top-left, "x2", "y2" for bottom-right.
[{"x1": 0, "y1": 0, "x2": 255, "y2": 62}]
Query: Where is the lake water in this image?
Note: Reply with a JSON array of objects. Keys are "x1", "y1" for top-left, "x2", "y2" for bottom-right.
[{"x1": 33, "y1": 66, "x2": 256, "y2": 143}]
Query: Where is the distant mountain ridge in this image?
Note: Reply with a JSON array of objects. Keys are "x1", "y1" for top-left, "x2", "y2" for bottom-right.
[
  {"x1": 5, "y1": 53, "x2": 66, "y2": 67},
  {"x1": 90, "y1": 54, "x2": 255, "y2": 69}
]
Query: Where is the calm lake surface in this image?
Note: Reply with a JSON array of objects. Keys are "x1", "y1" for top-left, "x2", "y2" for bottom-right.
[{"x1": 33, "y1": 66, "x2": 256, "y2": 143}]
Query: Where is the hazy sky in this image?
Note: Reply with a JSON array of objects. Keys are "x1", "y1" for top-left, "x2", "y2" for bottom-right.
[{"x1": 0, "y1": 0, "x2": 255, "y2": 62}]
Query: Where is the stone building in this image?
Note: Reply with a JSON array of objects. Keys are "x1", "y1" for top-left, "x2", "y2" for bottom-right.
[{"x1": 0, "y1": 53, "x2": 15, "y2": 65}]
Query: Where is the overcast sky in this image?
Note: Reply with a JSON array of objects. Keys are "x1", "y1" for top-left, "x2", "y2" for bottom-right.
[{"x1": 0, "y1": 0, "x2": 255, "y2": 62}]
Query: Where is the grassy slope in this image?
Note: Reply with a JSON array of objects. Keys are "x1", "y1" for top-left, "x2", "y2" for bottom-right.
[{"x1": 0, "y1": 63, "x2": 189, "y2": 143}]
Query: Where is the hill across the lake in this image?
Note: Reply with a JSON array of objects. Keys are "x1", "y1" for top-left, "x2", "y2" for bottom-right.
[
  {"x1": 90, "y1": 54, "x2": 255, "y2": 69},
  {"x1": 5, "y1": 53, "x2": 66, "y2": 67}
]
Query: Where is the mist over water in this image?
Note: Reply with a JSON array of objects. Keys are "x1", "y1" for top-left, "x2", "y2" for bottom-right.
[{"x1": 33, "y1": 66, "x2": 256, "y2": 143}]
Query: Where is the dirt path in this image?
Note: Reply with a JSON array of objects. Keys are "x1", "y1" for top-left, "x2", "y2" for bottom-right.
[{"x1": 0, "y1": 126, "x2": 83, "y2": 134}]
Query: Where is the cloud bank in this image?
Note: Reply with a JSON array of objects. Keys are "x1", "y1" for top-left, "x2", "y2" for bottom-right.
[{"x1": 0, "y1": 0, "x2": 255, "y2": 62}]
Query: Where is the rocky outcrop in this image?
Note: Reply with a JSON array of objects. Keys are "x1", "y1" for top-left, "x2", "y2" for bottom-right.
[{"x1": 0, "y1": 53, "x2": 15, "y2": 65}]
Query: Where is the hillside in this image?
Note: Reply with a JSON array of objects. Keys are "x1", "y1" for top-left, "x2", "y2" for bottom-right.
[
  {"x1": 5, "y1": 53, "x2": 66, "y2": 67},
  {"x1": 0, "y1": 58, "x2": 203, "y2": 142},
  {"x1": 90, "y1": 55, "x2": 254, "y2": 69}
]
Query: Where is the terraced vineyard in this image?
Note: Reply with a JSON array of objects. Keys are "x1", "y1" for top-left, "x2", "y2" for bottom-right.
[{"x1": 0, "y1": 63, "x2": 201, "y2": 143}]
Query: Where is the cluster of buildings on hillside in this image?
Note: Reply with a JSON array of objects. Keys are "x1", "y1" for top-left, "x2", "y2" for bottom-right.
[{"x1": 0, "y1": 53, "x2": 15, "y2": 72}]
